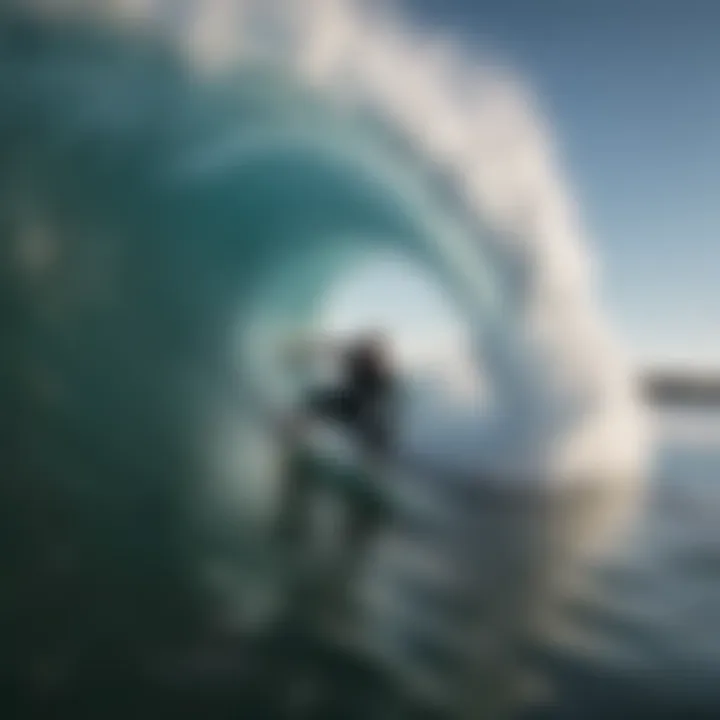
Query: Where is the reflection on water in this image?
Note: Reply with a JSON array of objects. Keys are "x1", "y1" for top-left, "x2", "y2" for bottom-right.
[
  {"x1": 529, "y1": 407, "x2": 720, "y2": 718},
  {"x1": 196, "y1": 406, "x2": 720, "y2": 719}
]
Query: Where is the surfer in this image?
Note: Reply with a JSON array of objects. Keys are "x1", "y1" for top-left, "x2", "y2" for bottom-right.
[
  {"x1": 301, "y1": 330, "x2": 397, "y2": 459},
  {"x1": 275, "y1": 331, "x2": 398, "y2": 614}
]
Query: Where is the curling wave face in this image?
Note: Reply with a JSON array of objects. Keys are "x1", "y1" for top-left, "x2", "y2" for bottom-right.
[
  {"x1": 18, "y1": 0, "x2": 649, "y2": 487},
  {"x1": 0, "y1": 1, "x2": 650, "y2": 715},
  {"x1": 173, "y1": 0, "x2": 649, "y2": 558}
]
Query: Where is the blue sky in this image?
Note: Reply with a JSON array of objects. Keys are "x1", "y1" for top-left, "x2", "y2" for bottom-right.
[{"x1": 334, "y1": 0, "x2": 719, "y2": 369}]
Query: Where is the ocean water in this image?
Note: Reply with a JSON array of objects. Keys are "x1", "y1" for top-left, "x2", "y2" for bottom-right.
[
  {"x1": 0, "y1": 5, "x2": 700, "y2": 719},
  {"x1": 192, "y1": 404, "x2": 720, "y2": 719},
  {"x1": 528, "y1": 407, "x2": 720, "y2": 718}
]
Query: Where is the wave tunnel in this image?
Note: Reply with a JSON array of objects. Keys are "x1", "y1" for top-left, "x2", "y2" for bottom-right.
[{"x1": 0, "y1": 6, "x2": 648, "y2": 720}]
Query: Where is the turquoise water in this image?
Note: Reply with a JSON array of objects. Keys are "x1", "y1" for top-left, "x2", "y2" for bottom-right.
[{"x1": 1, "y1": 10, "x2": 706, "y2": 720}]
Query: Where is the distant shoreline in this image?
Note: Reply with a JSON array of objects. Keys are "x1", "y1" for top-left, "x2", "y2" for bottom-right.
[{"x1": 640, "y1": 370, "x2": 720, "y2": 407}]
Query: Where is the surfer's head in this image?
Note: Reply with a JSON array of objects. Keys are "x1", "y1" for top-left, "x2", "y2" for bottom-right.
[{"x1": 349, "y1": 329, "x2": 392, "y2": 370}]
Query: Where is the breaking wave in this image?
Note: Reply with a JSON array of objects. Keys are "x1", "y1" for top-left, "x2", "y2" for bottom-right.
[{"x1": 1, "y1": 0, "x2": 652, "y2": 714}]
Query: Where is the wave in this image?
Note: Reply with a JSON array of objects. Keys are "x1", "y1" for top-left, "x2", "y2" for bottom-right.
[
  {"x1": 15, "y1": 0, "x2": 649, "y2": 483},
  {"x1": 0, "y1": 1, "x2": 651, "y2": 714}
]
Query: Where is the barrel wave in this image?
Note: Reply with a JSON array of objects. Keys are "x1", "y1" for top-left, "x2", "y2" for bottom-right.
[{"x1": 0, "y1": 2, "x2": 649, "y2": 717}]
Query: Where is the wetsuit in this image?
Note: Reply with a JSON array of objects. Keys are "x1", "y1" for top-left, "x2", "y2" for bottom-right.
[{"x1": 305, "y1": 341, "x2": 395, "y2": 457}]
